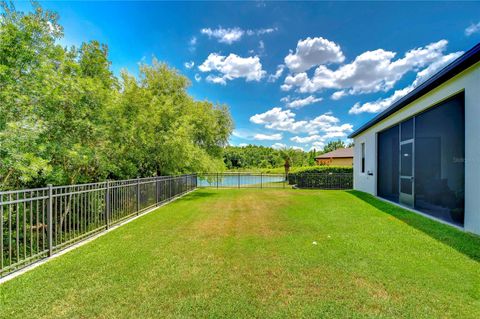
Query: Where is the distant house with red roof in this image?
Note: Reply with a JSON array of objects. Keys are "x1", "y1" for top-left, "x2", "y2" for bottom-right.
[{"x1": 315, "y1": 148, "x2": 353, "y2": 167}]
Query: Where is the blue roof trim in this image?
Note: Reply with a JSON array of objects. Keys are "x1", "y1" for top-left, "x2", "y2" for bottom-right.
[{"x1": 349, "y1": 42, "x2": 480, "y2": 138}]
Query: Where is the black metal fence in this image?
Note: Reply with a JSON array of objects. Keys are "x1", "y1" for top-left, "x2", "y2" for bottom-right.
[
  {"x1": 197, "y1": 172, "x2": 353, "y2": 190},
  {"x1": 0, "y1": 174, "x2": 197, "y2": 277},
  {"x1": 197, "y1": 173, "x2": 287, "y2": 188}
]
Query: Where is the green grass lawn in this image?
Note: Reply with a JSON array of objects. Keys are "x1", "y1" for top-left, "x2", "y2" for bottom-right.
[{"x1": 1, "y1": 189, "x2": 479, "y2": 318}]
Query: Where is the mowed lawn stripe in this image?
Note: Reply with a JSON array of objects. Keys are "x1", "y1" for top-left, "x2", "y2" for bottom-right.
[{"x1": 1, "y1": 189, "x2": 479, "y2": 318}]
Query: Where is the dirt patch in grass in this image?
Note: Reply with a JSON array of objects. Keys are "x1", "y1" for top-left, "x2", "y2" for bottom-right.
[{"x1": 192, "y1": 190, "x2": 292, "y2": 238}]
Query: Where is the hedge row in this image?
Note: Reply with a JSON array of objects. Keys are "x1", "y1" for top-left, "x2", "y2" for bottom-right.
[
  {"x1": 288, "y1": 172, "x2": 353, "y2": 189},
  {"x1": 287, "y1": 166, "x2": 353, "y2": 189}
]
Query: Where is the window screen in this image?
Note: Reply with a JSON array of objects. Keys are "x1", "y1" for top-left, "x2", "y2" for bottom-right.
[
  {"x1": 377, "y1": 125, "x2": 399, "y2": 203},
  {"x1": 414, "y1": 94, "x2": 465, "y2": 226}
]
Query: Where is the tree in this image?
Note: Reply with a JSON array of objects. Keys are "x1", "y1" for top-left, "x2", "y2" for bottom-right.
[
  {"x1": 0, "y1": 3, "x2": 233, "y2": 189},
  {"x1": 322, "y1": 140, "x2": 346, "y2": 154}
]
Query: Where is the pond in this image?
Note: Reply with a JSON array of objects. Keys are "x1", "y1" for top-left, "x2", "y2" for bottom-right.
[{"x1": 197, "y1": 174, "x2": 286, "y2": 188}]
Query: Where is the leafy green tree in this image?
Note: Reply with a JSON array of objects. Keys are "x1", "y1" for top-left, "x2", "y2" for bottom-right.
[
  {"x1": 0, "y1": 3, "x2": 233, "y2": 189},
  {"x1": 322, "y1": 140, "x2": 346, "y2": 154}
]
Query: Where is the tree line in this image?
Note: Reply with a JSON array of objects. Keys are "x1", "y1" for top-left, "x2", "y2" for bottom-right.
[
  {"x1": 223, "y1": 140, "x2": 351, "y2": 171},
  {"x1": 0, "y1": 3, "x2": 233, "y2": 189}
]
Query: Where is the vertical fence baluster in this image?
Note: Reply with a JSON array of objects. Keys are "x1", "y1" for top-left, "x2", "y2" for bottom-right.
[
  {"x1": 136, "y1": 178, "x2": 140, "y2": 215},
  {"x1": 105, "y1": 181, "x2": 110, "y2": 229},
  {"x1": 0, "y1": 194, "x2": 3, "y2": 271},
  {"x1": 47, "y1": 184, "x2": 53, "y2": 257}
]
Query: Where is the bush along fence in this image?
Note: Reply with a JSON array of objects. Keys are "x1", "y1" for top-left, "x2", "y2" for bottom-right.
[
  {"x1": 0, "y1": 174, "x2": 197, "y2": 278},
  {"x1": 287, "y1": 172, "x2": 353, "y2": 189},
  {"x1": 197, "y1": 171, "x2": 353, "y2": 190}
]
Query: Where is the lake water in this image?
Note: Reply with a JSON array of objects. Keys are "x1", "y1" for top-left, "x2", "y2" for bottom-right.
[{"x1": 197, "y1": 174, "x2": 286, "y2": 188}]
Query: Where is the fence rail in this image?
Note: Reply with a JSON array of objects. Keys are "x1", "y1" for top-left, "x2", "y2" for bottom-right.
[{"x1": 1, "y1": 174, "x2": 197, "y2": 277}]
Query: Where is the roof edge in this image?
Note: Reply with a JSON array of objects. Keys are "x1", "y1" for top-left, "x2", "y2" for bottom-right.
[{"x1": 349, "y1": 42, "x2": 480, "y2": 138}]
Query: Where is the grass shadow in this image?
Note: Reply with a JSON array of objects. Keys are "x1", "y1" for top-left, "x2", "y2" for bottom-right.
[
  {"x1": 181, "y1": 189, "x2": 219, "y2": 201},
  {"x1": 347, "y1": 190, "x2": 480, "y2": 262}
]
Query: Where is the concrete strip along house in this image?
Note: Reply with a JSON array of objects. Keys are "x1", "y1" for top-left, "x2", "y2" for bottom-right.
[{"x1": 349, "y1": 42, "x2": 480, "y2": 235}]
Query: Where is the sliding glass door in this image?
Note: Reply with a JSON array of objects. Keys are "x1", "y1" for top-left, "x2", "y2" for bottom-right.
[{"x1": 377, "y1": 93, "x2": 465, "y2": 226}]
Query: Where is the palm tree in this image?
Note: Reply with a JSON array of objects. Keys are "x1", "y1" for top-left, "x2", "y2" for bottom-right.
[{"x1": 279, "y1": 147, "x2": 295, "y2": 178}]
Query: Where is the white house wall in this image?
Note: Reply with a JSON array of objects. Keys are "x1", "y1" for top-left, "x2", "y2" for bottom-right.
[{"x1": 353, "y1": 61, "x2": 480, "y2": 235}]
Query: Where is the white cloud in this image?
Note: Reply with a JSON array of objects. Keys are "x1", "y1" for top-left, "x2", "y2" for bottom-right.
[
  {"x1": 201, "y1": 27, "x2": 244, "y2": 44},
  {"x1": 205, "y1": 74, "x2": 227, "y2": 85},
  {"x1": 281, "y1": 95, "x2": 323, "y2": 109},
  {"x1": 249, "y1": 107, "x2": 350, "y2": 136},
  {"x1": 250, "y1": 107, "x2": 307, "y2": 133},
  {"x1": 253, "y1": 133, "x2": 283, "y2": 141},
  {"x1": 199, "y1": 53, "x2": 266, "y2": 84},
  {"x1": 184, "y1": 61, "x2": 194, "y2": 69},
  {"x1": 284, "y1": 40, "x2": 451, "y2": 94},
  {"x1": 349, "y1": 51, "x2": 463, "y2": 114},
  {"x1": 247, "y1": 27, "x2": 277, "y2": 36},
  {"x1": 284, "y1": 37, "x2": 345, "y2": 73},
  {"x1": 200, "y1": 27, "x2": 277, "y2": 44},
  {"x1": 188, "y1": 37, "x2": 197, "y2": 52},
  {"x1": 238, "y1": 143, "x2": 249, "y2": 147},
  {"x1": 291, "y1": 134, "x2": 323, "y2": 143},
  {"x1": 465, "y1": 22, "x2": 480, "y2": 36},
  {"x1": 291, "y1": 146, "x2": 305, "y2": 151},
  {"x1": 331, "y1": 90, "x2": 347, "y2": 100},
  {"x1": 310, "y1": 141, "x2": 325, "y2": 151},
  {"x1": 271, "y1": 143, "x2": 287, "y2": 150},
  {"x1": 194, "y1": 74, "x2": 202, "y2": 82},
  {"x1": 268, "y1": 64, "x2": 285, "y2": 82}
]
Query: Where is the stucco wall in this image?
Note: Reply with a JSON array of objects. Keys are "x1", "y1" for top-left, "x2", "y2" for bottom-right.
[
  {"x1": 352, "y1": 61, "x2": 480, "y2": 234},
  {"x1": 316, "y1": 157, "x2": 353, "y2": 167}
]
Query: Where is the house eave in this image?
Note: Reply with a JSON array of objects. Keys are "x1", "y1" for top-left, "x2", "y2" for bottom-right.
[{"x1": 349, "y1": 42, "x2": 480, "y2": 139}]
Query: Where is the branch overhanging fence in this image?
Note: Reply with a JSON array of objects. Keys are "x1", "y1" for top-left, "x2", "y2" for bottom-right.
[
  {"x1": 197, "y1": 172, "x2": 353, "y2": 190},
  {"x1": 0, "y1": 174, "x2": 197, "y2": 278}
]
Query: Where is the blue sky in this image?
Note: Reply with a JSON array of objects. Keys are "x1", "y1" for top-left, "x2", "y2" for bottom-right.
[{"x1": 24, "y1": 1, "x2": 480, "y2": 151}]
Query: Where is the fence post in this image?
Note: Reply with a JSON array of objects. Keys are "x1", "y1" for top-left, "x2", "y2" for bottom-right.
[
  {"x1": 216, "y1": 173, "x2": 219, "y2": 189},
  {"x1": 283, "y1": 174, "x2": 286, "y2": 189},
  {"x1": 156, "y1": 177, "x2": 160, "y2": 206},
  {"x1": 47, "y1": 184, "x2": 53, "y2": 257},
  {"x1": 260, "y1": 173, "x2": 263, "y2": 189},
  {"x1": 238, "y1": 173, "x2": 240, "y2": 189},
  {"x1": 105, "y1": 181, "x2": 110, "y2": 229},
  {"x1": 136, "y1": 178, "x2": 140, "y2": 215}
]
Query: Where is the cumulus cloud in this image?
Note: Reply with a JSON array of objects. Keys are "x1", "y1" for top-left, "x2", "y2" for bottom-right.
[
  {"x1": 284, "y1": 37, "x2": 345, "y2": 73},
  {"x1": 201, "y1": 27, "x2": 244, "y2": 44},
  {"x1": 349, "y1": 51, "x2": 462, "y2": 114},
  {"x1": 249, "y1": 107, "x2": 351, "y2": 136},
  {"x1": 290, "y1": 134, "x2": 323, "y2": 143},
  {"x1": 331, "y1": 90, "x2": 347, "y2": 100},
  {"x1": 199, "y1": 53, "x2": 266, "y2": 84},
  {"x1": 465, "y1": 22, "x2": 480, "y2": 36},
  {"x1": 253, "y1": 133, "x2": 283, "y2": 141},
  {"x1": 268, "y1": 64, "x2": 285, "y2": 82},
  {"x1": 281, "y1": 95, "x2": 323, "y2": 109},
  {"x1": 310, "y1": 141, "x2": 326, "y2": 151},
  {"x1": 200, "y1": 27, "x2": 277, "y2": 44},
  {"x1": 194, "y1": 74, "x2": 202, "y2": 82},
  {"x1": 283, "y1": 40, "x2": 451, "y2": 94},
  {"x1": 271, "y1": 142, "x2": 287, "y2": 149},
  {"x1": 184, "y1": 61, "x2": 194, "y2": 69}
]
